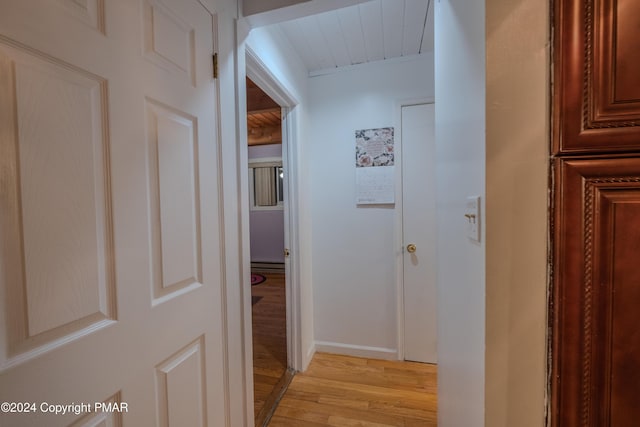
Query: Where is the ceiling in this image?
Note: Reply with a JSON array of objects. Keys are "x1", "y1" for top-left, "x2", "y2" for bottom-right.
[
  {"x1": 274, "y1": 0, "x2": 433, "y2": 75},
  {"x1": 244, "y1": 0, "x2": 433, "y2": 145},
  {"x1": 246, "y1": 78, "x2": 282, "y2": 146}
]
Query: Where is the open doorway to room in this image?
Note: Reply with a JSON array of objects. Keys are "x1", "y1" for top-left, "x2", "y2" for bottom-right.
[
  {"x1": 245, "y1": 77, "x2": 294, "y2": 426},
  {"x1": 239, "y1": 0, "x2": 548, "y2": 425}
]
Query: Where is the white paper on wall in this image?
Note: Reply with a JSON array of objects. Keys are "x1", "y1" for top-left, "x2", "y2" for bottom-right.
[{"x1": 355, "y1": 165, "x2": 395, "y2": 204}]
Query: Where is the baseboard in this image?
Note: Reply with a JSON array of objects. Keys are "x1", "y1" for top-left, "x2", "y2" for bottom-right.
[
  {"x1": 302, "y1": 343, "x2": 316, "y2": 371},
  {"x1": 251, "y1": 262, "x2": 285, "y2": 273},
  {"x1": 314, "y1": 341, "x2": 398, "y2": 360}
]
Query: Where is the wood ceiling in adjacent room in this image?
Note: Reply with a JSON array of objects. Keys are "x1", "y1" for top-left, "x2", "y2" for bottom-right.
[{"x1": 246, "y1": 77, "x2": 281, "y2": 146}]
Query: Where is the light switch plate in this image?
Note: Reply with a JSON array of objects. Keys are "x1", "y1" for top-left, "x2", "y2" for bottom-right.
[{"x1": 465, "y1": 196, "x2": 480, "y2": 242}]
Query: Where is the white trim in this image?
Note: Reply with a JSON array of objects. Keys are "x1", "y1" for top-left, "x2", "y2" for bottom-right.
[
  {"x1": 207, "y1": 9, "x2": 234, "y2": 427},
  {"x1": 281, "y1": 109, "x2": 304, "y2": 371},
  {"x1": 314, "y1": 341, "x2": 398, "y2": 360},
  {"x1": 248, "y1": 156, "x2": 282, "y2": 167},
  {"x1": 304, "y1": 342, "x2": 316, "y2": 370},
  {"x1": 246, "y1": 46, "x2": 298, "y2": 107},
  {"x1": 394, "y1": 102, "x2": 405, "y2": 362},
  {"x1": 235, "y1": 24, "x2": 254, "y2": 427},
  {"x1": 394, "y1": 97, "x2": 435, "y2": 362}
]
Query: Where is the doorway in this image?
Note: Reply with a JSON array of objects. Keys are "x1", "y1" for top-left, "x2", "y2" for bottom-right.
[{"x1": 245, "y1": 77, "x2": 293, "y2": 425}]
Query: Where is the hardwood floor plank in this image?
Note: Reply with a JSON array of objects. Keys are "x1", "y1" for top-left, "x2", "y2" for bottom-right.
[
  {"x1": 277, "y1": 397, "x2": 408, "y2": 426},
  {"x1": 292, "y1": 376, "x2": 436, "y2": 405},
  {"x1": 268, "y1": 353, "x2": 437, "y2": 426},
  {"x1": 268, "y1": 415, "x2": 330, "y2": 427},
  {"x1": 327, "y1": 416, "x2": 399, "y2": 427},
  {"x1": 252, "y1": 272, "x2": 288, "y2": 424}
]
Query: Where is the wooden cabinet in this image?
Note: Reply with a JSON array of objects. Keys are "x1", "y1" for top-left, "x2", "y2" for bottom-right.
[
  {"x1": 554, "y1": 0, "x2": 640, "y2": 154},
  {"x1": 552, "y1": 158, "x2": 640, "y2": 426},
  {"x1": 552, "y1": 0, "x2": 640, "y2": 425}
]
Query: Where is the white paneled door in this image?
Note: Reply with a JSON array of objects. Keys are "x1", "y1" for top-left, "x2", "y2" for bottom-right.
[
  {"x1": 0, "y1": 1, "x2": 226, "y2": 426},
  {"x1": 402, "y1": 103, "x2": 437, "y2": 363}
]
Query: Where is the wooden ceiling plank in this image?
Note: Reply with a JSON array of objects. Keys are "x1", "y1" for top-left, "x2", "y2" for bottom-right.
[
  {"x1": 248, "y1": 124, "x2": 283, "y2": 145},
  {"x1": 337, "y1": 6, "x2": 368, "y2": 65},
  {"x1": 359, "y1": 1, "x2": 385, "y2": 62},
  {"x1": 248, "y1": 107, "x2": 281, "y2": 115},
  {"x1": 247, "y1": 111, "x2": 281, "y2": 129},
  {"x1": 302, "y1": 15, "x2": 337, "y2": 70},
  {"x1": 249, "y1": 139, "x2": 282, "y2": 146},
  {"x1": 316, "y1": 11, "x2": 351, "y2": 68},
  {"x1": 381, "y1": 0, "x2": 404, "y2": 59},
  {"x1": 247, "y1": 87, "x2": 279, "y2": 112},
  {"x1": 246, "y1": 77, "x2": 281, "y2": 146},
  {"x1": 280, "y1": 19, "x2": 321, "y2": 71},
  {"x1": 402, "y1": 0, "x2": 428, "y2": 56},
  {"x1": 420, "y1": 0, "x2": 433, "y2": 53},
  {"x1": 273, "y1": 2, "x2": 434, "y2": 74}
]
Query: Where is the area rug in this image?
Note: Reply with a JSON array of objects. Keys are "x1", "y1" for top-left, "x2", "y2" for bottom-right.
[{"x1": 251, "y1": 273, "x2": 266, "y2": 286}]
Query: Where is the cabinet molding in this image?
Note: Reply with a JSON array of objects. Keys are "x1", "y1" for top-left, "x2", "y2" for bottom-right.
[
  {"x1": 552, "y1": 157, "x2": 640, "y2": 426},
  {"x1": 554, "y1": 0, "x2": 640, "y2": 154}
]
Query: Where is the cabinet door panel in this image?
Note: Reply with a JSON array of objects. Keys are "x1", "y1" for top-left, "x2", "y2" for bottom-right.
[
  {"x1": 554, "y1": 0, "x2": 640, "y2": 154},
  {"x1": 553, "y1": 157, "x2": 640, "y2": 426}
]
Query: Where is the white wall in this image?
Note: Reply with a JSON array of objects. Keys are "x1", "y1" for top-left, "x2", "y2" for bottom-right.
[
  {"x1": 485, "y1": 0, "x2": 549, "y2": 425},
  {"x1": 308, "y1": 55, "x2": 434, "y2": 357},
  {"x1": 435, "y1": 0, "x2": 486, "y2": 425},
  {"x1": 433, "y1": 0, "x2": 549, "y2": 425}
]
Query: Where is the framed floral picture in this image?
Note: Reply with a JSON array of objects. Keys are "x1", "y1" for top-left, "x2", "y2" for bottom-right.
[{"x1": 355, "y1": 127, "x2": 394, "y2": 167}]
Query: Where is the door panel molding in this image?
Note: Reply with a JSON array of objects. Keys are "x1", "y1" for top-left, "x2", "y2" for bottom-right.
[
  {"x1": 552, "y1": 1, "x2": 640, "y2": 424},
  {"x1": 552, "y1": 157, "x2": 640, "y2": 426},
  {"x1": 155, "y1": 337, "x2": 207, "y2": 427},
  {"x1": 145, "y1": 97, "x2": 204, "y2": 304},
  {"x1": 0, "y1": 35, "x2": 116, "y2": 371},
  {"x1": 554, "y1": 0, "x2": 640, "y2": 154}
]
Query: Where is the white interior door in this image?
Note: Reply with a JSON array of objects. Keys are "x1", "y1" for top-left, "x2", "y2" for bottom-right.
[
  {"x1": 402, "y1": 102, "x2": 437, "y2": 363},
  {"x1": 0, "y1": 1, "x2": 226, "y2": 425}
]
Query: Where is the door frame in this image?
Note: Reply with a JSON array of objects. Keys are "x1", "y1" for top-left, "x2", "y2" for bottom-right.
[
  {"x1": 241, "y1": 44, "x2": 303, "y2": 419},
  {"x1": 394, "y1": 97, "x2": 435, "y2": 361}
]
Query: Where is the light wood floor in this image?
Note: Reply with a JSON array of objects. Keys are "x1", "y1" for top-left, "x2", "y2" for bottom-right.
[
  {"x1": 268, "y1": 352, "x2": 438, "y2": 426},
  {"x1": 252, "y1": 272, "x2": 288, "y2": 424}
]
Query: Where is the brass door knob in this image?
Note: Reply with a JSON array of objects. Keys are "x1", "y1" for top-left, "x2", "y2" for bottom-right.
[{"x1": 406, "y1": 244, "x2": 417, "y2": 253}]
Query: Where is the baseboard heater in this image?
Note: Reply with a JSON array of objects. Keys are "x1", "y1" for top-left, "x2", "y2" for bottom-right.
[{"x1": 250, "y1": 262, "x2": 285, "y2": 273}]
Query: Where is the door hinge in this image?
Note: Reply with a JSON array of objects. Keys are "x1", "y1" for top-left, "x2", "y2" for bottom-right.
[{"x1": 212, "y1": 53, "x2": 218, "y2": 79}]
